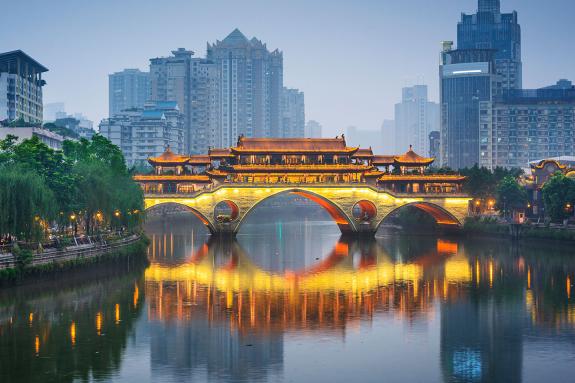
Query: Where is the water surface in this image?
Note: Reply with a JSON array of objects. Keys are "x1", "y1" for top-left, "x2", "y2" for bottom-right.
[{"x1": 1, "y1": 212, "x2": 575, "y2": 383}]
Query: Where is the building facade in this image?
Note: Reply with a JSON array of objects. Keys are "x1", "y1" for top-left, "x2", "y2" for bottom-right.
[
  {"x1": 440, "y1": 0, "x2": 522, "y2": 169},
  {"x1": 0, "y1": 50, "x2": 48, "y2": 124},
  {"x1": 207, "y1": 29, "x2": 283, "y2": 147},
  {"x1": 457, "y1": 0, "x2": 522, "y2": 90},
  {"x1": 99, "y1": 101, "x2": 184, "y2": 167},
  {"x1": 394, "y1": 85, "x2": 439, "y2": 156},
  {"x1": 109, "y1": 69, "x2": 150, "y2": 117},
  {"x1": 281, "y1": 88, "x2": 305, "y2": 138},
  {"x1": 440, "y1": 47, "x2": 497, "y2": 169},
  {"x1": 0, "y1": 126, "x2": 67, "y2": 150},
  {"x1": 480, "y1": 80, "x2": 575, "y2": 169},
  {"x1": 305, "y1": 120, "x2": 322, "y2": 138}
]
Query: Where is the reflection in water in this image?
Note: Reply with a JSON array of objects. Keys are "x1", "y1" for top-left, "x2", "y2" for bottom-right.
[
  {"x1": 0, "y1": 260, "x2": 146, "y2": 383},
  {"x1": 1, "y1": 213, "x2": 575, "y2": 383}
]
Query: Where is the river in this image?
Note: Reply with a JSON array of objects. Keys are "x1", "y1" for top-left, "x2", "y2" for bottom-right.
[{"x1": 1, "y1": 206, "x2": 575, "y2": 383}]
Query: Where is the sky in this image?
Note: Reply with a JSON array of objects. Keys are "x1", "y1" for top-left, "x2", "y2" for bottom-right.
[{"x1": 1, "y1": 0, "x2": 574, "y2": 136}]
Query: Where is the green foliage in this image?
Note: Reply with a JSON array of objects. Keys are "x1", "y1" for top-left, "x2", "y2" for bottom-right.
[
  {"x1": 460, "y1": 165, "x2": 523, "y2": 200},
  {"x1": 542, "y1": 172, "x2": 575, "y2": 222},
  {"x1": 42, "y1": 122, "x2": 79, "y2": 139},
  {"x1": 0, "y1": 133, "x2": 144, "y2": 242},
  {"x1": 0, "y1": 166, "x2": 56, "y2": 241},
  {"x1": 496, "y1": 176, "x2": 528, "y2": 217}
]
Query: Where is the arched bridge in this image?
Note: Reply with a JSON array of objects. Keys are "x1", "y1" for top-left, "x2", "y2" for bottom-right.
[{"x1": 144, "y1": 185, "x2": 471, "y2": 236}]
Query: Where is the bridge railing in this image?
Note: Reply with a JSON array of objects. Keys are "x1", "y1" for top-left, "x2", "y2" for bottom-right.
[{"x1": 143, "y1": 183, "x2": 469, "y2": 199}]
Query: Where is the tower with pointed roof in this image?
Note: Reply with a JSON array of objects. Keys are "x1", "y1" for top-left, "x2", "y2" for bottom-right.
[{"x1": 207, "y1": 29, "x2": 283, "y2": 147}]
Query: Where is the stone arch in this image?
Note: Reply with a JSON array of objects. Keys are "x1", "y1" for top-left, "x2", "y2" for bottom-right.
[
  {"x1": 236, "y1": 188, "x2": 356, "y2": 234},
  {"x1": 377, "y1": 201, "x2": 462, "y2": 230},
  {"x1": 145, "y1": 201, "x2": 215, "y2": 234}
]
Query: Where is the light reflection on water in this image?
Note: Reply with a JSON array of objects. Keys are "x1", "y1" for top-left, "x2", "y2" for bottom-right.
[{"x1": 1, "y1": 213, "x2": 575, "y2": 383}]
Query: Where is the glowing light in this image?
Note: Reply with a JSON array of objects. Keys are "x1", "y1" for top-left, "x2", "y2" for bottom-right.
[
  {"x1": 115, "y1": 304, "x2": 120, "y2": 324},
  {"x1": 35, "y1": 336, "x2": 40, "y2": 355},
  {"x1": 568, "y1": 276, "x2": 571, "y2": 299},
  {"x1": 527, "y1": 268, "x2": 531, "y2": 289},
  {"x1": 70, "y1": 322, "x2": 76, "y2": 346},
  {"x1": 133, "y1": 284, "x2": 139, "y2": 308},
  {"x1": 489, "y1": 261, "x2": 494, "y2": 288},
  {"x1": 96, "y1": 312, "x2": 102, "y2": 335},
  {"x1": 114, "y1": 211, "x2": 121, "y2": 217},
  {"x1": 453, "y1": 69, "x2": 482, "y2": 75},
  {"x1": 70, "y1": 214, "x2": 76, "y2": 221}
]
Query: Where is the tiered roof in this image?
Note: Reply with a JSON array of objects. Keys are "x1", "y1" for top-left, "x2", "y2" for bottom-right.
[
  {"x1": 394, "y1": 146, "x2": 434, "y2": 166},
  {"x1": 230, "y1": 136, "x2": 358, "y2": 154},
  {"x1": 148, "y1": 146, "x2": 189, "y2": 166}
]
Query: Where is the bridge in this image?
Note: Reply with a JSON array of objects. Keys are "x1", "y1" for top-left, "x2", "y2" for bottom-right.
[{"x1": 135, "y1": 136, "x2": 471, "y2": 236}]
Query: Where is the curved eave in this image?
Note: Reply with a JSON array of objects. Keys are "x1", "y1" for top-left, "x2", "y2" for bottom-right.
[
  {"x1": 393, "y1": 159, "x2": 435, "y2": 167},
  {"x1": 148, "y1": 159, "x2": 190, "y2": 166},
  {"x1": 229, "y1": 147, "x2": 360, "y2": 155},
  {"x1": 133, "y1": 175, "x2": 212, "y2": 183}
]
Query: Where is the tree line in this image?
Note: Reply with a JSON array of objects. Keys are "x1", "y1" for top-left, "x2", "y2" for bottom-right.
[{"x1": 0, "y1": 134, "x2": 144, "y2": 243}]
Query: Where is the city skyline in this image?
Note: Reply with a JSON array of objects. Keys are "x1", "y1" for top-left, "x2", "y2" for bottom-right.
[{"x1": 1, "y1": 0, "x2": 573, "y2": 137}]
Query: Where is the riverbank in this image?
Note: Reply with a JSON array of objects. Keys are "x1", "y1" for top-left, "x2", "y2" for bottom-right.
[
  {"x1": 0, "y1": 234, "x2": 149, "y2": 283},
  {"x1": 463, "y1": 217, "x2": 575, "y2": 242}
]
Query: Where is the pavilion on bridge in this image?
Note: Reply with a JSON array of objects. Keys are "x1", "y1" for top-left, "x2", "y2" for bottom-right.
[{"x1": 133, "y1": 136, "x2": 465, "y2": 195}]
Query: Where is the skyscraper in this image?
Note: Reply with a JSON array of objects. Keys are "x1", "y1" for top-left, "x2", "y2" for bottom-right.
[
  {"x1": 0, "y1": 50, "x2": 47, "y2": 123},
  {"x1": 394, "y1": 85, "x2": 439, "y2": 155},
  {"x1": 440, "y1": 47, "x2": 497, "y2": 169},
  {"x1": 281, "y1": 87, "x2": 305, "y2": 138},
  {"x1": 207, "y1": 29, "x2": 283, "y2": 147},
  {"x1": 109, "y1": 69, "x2": 150, "y2": 117},
  {"x1": 458, "y1": 0, "x2": 522, "y2": 90},
  {"x1": 440, "y1": 0, "x2": 521, "y2": 169}
]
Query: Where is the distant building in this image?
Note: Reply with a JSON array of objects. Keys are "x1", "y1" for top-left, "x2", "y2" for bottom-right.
[
  {"x1": 0, "y1": 50, "x2": 48, "y2": 123},
  {"x1": 458, "y1": 0, "x2": 522, "y2": 90},
  {"x1": 0, "y1": 126, "x2": 67, "y2": 150},
  {"x1": 440, "y1": 47, "x2": 498, "y2": 169},
  {"x1": 281, "y1": 88, "x2": 305, "y2": 137},
  {"x1": 43, "y1": 102, "x2": 65, "y2": 122},
  {"x1": 207, "y1": 29, "x2": 283, "y2": 146},
  {"x1": 429, "y1": 131, "x2": 441, "y2": 161},
  {"x1": 99, "y1": 101, "x2": 184, "y2": 167},
  {"x1": 380, "y1": 119, "x2": 395, "y2": 154},
  {"x1": 109, "y1": 69, "x2": 150, "y2": 117},
  {"x1": 54, "y1": 114, "x2": 96, "y2": 140},
  {"x1": 149, "y1": 49, "x2": 220, "y2": 154},
  {"x1": 481, "y1": 80, "x2": 575, "y2": 169},
  {"x1": 305, "y1": 120, "x2": 322, "y2": 138},
  {"x1": 346, "y1": 126, "x2": 383, "y2": 153},
  {"x1": 440, "y1": 0, "x2": 523, "y2": 169},
  {"x1": 394, "y1": 85, "x2": 439, "y2": 155}
]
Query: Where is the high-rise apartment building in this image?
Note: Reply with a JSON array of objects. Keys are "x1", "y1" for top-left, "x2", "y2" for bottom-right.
[
  {"x1": 109, "y1": 69, "x2": 150, "y2": 117},
  {"x1": 394, "y1": 85, "x2": 439, "y2": 155},
  {"x1": 305, "y1": 120, "x2": 322, "y2": 138},
  {"x1": 149, "y1": 49, "x2": 220, "y2": 154},
  {"x1": 440, "y1": 47, "x2": 497, "y2": 169},
  {"x1": 440, "y1": 0, "x2": 520, "y2": 169},
  {"x1": 99, "y1": 101, "x2": 184, "y2": 167},
  {"x1": 480, "y1": 80, "x2": 575, "y2": 169},
  {"x1": 0, "y1": 50, "x2": 47, "y2": 123},
  {"x1": 207, "y1": 29, "x2": 283, "y2": 147},
  {"x1": 458, "y1": 0, "x2": 522, "y2": 90},
  {"x1": 43, "y1": 102, "x2": 65, "y2": 122},
  {"x1": 281, "y1": 87, "x2": 305, "y2": 138}
]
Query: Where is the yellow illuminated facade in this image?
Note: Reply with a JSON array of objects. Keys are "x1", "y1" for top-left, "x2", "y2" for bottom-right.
[{"x1": 135, "y1": 137, "x2": 471, "y2": 235}]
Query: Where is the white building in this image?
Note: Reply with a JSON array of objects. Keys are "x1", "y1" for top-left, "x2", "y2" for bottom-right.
[
  {"x1": 99, "y1": 101, "x2": 184, "y2": 167},
  {"x1": 281, "y1": 88, "x2": 305, "y2": 137},
  {"x1": 109, "y1": 69, "x2": 150, "y2": 117},
  {"x1": 0, "y1": 50, "x2": 48, "y2": 124},
  {"x1": 394, "y1": 85, "x2": 439, "y2": 154},
  {"x1": 0, "y1": 126, "x2": 67, "y2": 150}
]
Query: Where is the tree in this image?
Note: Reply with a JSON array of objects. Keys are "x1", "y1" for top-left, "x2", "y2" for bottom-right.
[
  {"x1": 496, "y1": 176, "x2": 528, "y2": 218},
  {"x1": 542, "y1": 172, "x2": 575, "y2": 222},
  {"x1": 0, "y1": 166, "x2": 56, "y2": 241}
]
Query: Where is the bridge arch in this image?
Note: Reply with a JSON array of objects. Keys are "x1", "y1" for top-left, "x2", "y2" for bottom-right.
[
  {"x1": 377, "y1": 201, "x2": 462, "y2": 231},
  {"x1": 145, "y1": 201, "x2": 215, "y2": 234},
  {"x1": 236, "y1": 188, "x2": 356, "y2": 234}
]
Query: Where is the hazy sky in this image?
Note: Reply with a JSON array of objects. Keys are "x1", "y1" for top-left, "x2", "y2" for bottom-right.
[{"x1": 1, "y1": 0, "x2": 574, "y2": 136}]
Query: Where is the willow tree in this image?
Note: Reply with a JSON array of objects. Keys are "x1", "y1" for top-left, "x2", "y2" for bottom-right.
[{"x1": 0, "y1": 166, "x2": 56, "y2": 241}]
